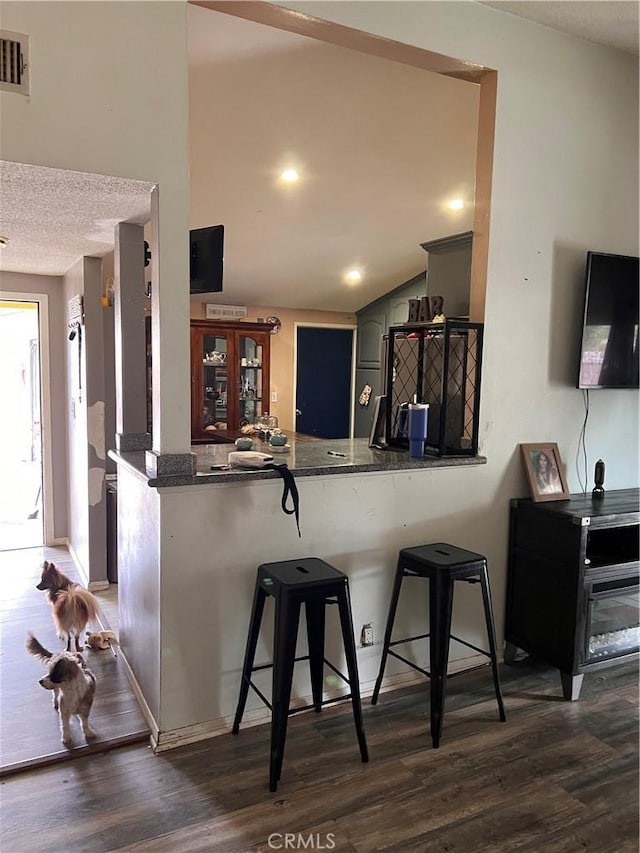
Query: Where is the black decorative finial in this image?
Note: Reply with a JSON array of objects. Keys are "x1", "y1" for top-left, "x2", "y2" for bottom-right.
[{"x1": 592, "y1": 458, "x2": 605, "y2": 499}]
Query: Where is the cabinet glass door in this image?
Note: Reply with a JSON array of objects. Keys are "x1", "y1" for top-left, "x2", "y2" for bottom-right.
[
  {"x1": 201, "y1": 332, "x2": 228, "y2": 430},
  {"x1": 586, "y1": 580, "x2": 640, "y2": 662},
  {"x1": 238, "y1": 334, "x2": 263, "y2": 426}
]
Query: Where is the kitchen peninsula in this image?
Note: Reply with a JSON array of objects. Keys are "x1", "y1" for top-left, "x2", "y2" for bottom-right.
[
  {"x1": 110, "y1": 439, "x2": 488, "y2": 753},
  {"x1": 112, "y1": 437, "x2": 486, "y2": 486}
]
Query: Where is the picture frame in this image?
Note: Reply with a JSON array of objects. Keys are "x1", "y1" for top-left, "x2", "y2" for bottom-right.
[
  {"x1": 368, "y1": 395, "x2": 387, "y2": 449},
  {"x1": 520, "y1": 442, "x2": 570, "y2": 502}
]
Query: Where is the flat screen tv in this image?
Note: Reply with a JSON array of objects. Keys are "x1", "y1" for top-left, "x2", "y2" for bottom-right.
[
  {"x1": 577, "y1": 251, "x2": 639, "y2": 389},
  {"x1": 190, "y1": 225, "x2": 224, "y2": 294}
]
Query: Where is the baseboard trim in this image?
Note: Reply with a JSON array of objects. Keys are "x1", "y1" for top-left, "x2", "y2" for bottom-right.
[
  {"x1": 108, "y1": 647, "x2": 158, "y2": 746},
  {"x1": 151, "y1": 671, "x2": 425, "y2": 753},
  {"x1": 66, "y1": 541, "x2": 109, "y2": 591},
  {"x1": 89, "y1": 596, "x2": 158, "y2": 746},
  {"x1": 66, "y1": 541, "x2": 89, "y2": 587},
  {"x1": 153, "y1": 718, "x2": 235, "y2": 753},
  {"x1": 150, "y1": 653, "x2": 486, "y2": 753}
]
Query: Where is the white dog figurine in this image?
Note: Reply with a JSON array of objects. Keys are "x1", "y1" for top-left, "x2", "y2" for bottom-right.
[{"x1": 26, "y1": 632, "x2": 97, "y2": 747}]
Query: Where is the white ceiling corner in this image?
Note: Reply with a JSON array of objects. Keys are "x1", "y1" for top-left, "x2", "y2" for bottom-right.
[{"x1": 476, "y1": 1, "x2": 640, "y2": 56}]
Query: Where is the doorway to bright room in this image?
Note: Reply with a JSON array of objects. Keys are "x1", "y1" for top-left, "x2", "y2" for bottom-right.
[{"x1": 0, "y1": 300, "x2": 44, "y2": 551}]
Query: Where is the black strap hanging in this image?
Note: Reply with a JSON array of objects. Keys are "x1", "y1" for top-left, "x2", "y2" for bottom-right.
[{"x1": 263, "y1": 463, "x2": 300, "y2": 537}]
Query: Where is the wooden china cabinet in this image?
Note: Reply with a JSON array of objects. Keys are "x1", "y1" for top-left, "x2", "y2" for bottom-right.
[{"x1": 190, "y1": 319, "x2": 272, "y2": 443}]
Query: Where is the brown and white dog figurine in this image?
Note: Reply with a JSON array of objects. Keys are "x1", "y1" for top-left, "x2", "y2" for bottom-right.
[
  {"x1": 36, "y1": 561, "x2": 99, "y2": 652},
  {"x1": 26, "y1": 633, "x2": 97, "y2": 747}
]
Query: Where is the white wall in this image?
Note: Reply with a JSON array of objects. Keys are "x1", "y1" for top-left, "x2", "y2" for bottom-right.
[
  {"x1": 63, "y1": 263, "x2": 90, "y2": 574},
  {"x1": 0, "y1": 0, "x2": 191, "y2": 454},
  {"x1": 119, "y1": 466, "x2": 161, "y2": 726},
  {"x1": 63, "y1": 257, "x2": 107, "y2": 584},
  {"x1": 158, "y1": 466, "x2": 502, "y2": 738}
]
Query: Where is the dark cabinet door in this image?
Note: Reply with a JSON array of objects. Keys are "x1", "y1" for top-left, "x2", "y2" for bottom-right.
[
  {"x1": 190, "y1": 320, "x2": 271, "y2": 441},
  {"x1": 357, "y1": 315, "x2": 385, "y2": 369},
  {"x1": 198, "y1": 327, "x2": 230, "y2": 432},
  {"x1": 236, "y1": 328, "x2": 270, "y2": 429}
]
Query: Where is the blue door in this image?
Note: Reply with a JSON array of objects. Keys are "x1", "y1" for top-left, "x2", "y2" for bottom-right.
[{"x1": 295, "y1": 327, "x2": 353, "y2": 438}]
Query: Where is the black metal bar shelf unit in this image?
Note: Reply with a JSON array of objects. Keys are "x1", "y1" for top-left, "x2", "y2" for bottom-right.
[{"x1": 384, "y1": 320, "x2": 483, "y2": 457}]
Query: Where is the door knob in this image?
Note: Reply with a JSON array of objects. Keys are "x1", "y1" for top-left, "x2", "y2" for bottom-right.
[{"x1": 296, "y1": 409, "x2": 302, "y2": 416}]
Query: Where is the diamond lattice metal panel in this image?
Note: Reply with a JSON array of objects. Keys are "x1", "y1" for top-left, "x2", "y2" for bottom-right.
[{"x1": 385, "y1": 321, "x2": 483, "y2": 456}]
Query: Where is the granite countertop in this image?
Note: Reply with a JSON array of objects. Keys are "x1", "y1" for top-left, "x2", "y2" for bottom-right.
[{"x1": 110, "y1": 438, "x2": 486, "y2": 488}]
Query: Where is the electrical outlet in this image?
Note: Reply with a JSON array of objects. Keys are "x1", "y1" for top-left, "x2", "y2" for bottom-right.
[{"x1": 360, "y1": 623, "x2": 373, "y2": 646}]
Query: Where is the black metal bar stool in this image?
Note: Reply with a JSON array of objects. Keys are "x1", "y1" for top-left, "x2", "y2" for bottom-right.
[
  {"x1": 371, "y1": 543, "x2": 506, "y2": 748},
  {"x1": 232, "y1": 558, "x2": 369, "y2": 791}
]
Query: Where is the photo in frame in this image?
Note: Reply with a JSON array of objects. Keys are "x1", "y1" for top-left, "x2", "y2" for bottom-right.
[
  {"x1": 520, "y1": 442, "x2": 570, "y2": 502},
  {"x1": 368, "y1": 395, "x2": 387, "y2": 449}
]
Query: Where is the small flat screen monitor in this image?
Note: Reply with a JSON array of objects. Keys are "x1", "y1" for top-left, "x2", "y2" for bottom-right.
[
  {"x1": 190, "y1": 225, "x2": 223, "y2": 294},
  {"x1": 577, "y1": 251, "x2": 639, "y2": 389}
]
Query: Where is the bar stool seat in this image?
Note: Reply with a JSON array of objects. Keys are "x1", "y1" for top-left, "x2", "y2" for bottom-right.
[
  {"x1": 232, "y1": 557, "x2": 369, "y2": 791},
  {"x1": 371, "y1": 543, "x2": 506, "y2": 748}
]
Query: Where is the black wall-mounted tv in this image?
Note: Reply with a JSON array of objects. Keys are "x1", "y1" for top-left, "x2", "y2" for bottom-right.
[
  {"x1": 190, "y1": 225, "x2": 224, "y2": 294},
  {"x1": 577, "y1": 251, "x2": 639, "y2": 389}
]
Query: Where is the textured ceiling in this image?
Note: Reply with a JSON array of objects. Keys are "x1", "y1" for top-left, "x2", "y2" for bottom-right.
[{"x1": 0, "y1": 162, "x2": 154, "y2": 276}]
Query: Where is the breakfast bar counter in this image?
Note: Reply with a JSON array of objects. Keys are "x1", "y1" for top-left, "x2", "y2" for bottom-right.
[
  {"x1": 110, "y1": 437, "x2": 485, "y2": 487},
  {"x1": 109, "y1": 437, "x2": 489, "y2": 752}
]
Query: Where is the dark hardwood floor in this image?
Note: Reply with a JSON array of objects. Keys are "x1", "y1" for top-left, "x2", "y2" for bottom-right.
[
  {"x1": 0, "y1": 547, "x2": 149, "y2": 777},
  {"x1": 1, "y1": 646, "x2": 637, "y2": 852}
]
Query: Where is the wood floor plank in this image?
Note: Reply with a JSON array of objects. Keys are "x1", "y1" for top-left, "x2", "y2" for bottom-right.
[
  {"x1": 1, "y1": 657, "x2": 637, "y2": 853},
  {"x1": 0, "y1": 547, "x2": 637, "y2": 853},
  {"x1": 0, "y1": 547, "x2": 150, "y2": 776}
]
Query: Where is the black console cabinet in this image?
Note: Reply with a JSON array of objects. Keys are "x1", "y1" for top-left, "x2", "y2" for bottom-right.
[{"x1": 506, "y1": 488, "x2": 639, "y2": 700}]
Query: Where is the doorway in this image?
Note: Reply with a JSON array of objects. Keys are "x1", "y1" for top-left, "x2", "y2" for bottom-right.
[
  {"x1": 294, "y1": 325, "x2": 355, "y2": 438},
  {"x1": 0, "y1": 300, "x2": 44, "y2": 551}
]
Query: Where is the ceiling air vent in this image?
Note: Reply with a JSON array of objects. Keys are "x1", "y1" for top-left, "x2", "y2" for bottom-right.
[{"x1": 0, "y1": 31, "x2": 29, "y2": 95}]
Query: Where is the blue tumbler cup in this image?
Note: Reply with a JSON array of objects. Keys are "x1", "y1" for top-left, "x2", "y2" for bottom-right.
[{"x1": 408, "y1": 404, "x2": 428, "y2": 458}]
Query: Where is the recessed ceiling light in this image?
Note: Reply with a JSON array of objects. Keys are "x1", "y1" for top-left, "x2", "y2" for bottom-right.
[
  {"x1": 0, "y1": 235, "x2": 9, "y2": 246},
  {"x1": 344, "y1": 269, "x2": 363, "y2": 285},
  {"x1": 447, "y1": 199, "x2": 464, "y2": 210},
  {"x1": 280, "y1": 168, "x2": 299, "y2": 183}
]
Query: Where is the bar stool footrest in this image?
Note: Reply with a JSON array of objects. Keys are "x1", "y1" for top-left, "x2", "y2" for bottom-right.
[
  {"x1": 387, "y1": 648, "x2": 431, "y2": 679},
  {"x1": 449, "y1": 634, "x2": 492, "y2": 658},
  {"x1": 243, "y1": 656, "x2": 353, "y2": 714},
  {"x1": 446, "y1": 661, "x2": 491, "y2": 680},
  {"x1": 288, "y1": 693, "x2": 356, "y2": 717},
  {"x1": 388, "y1": 632, "x2": 430, "y2": 648}
]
